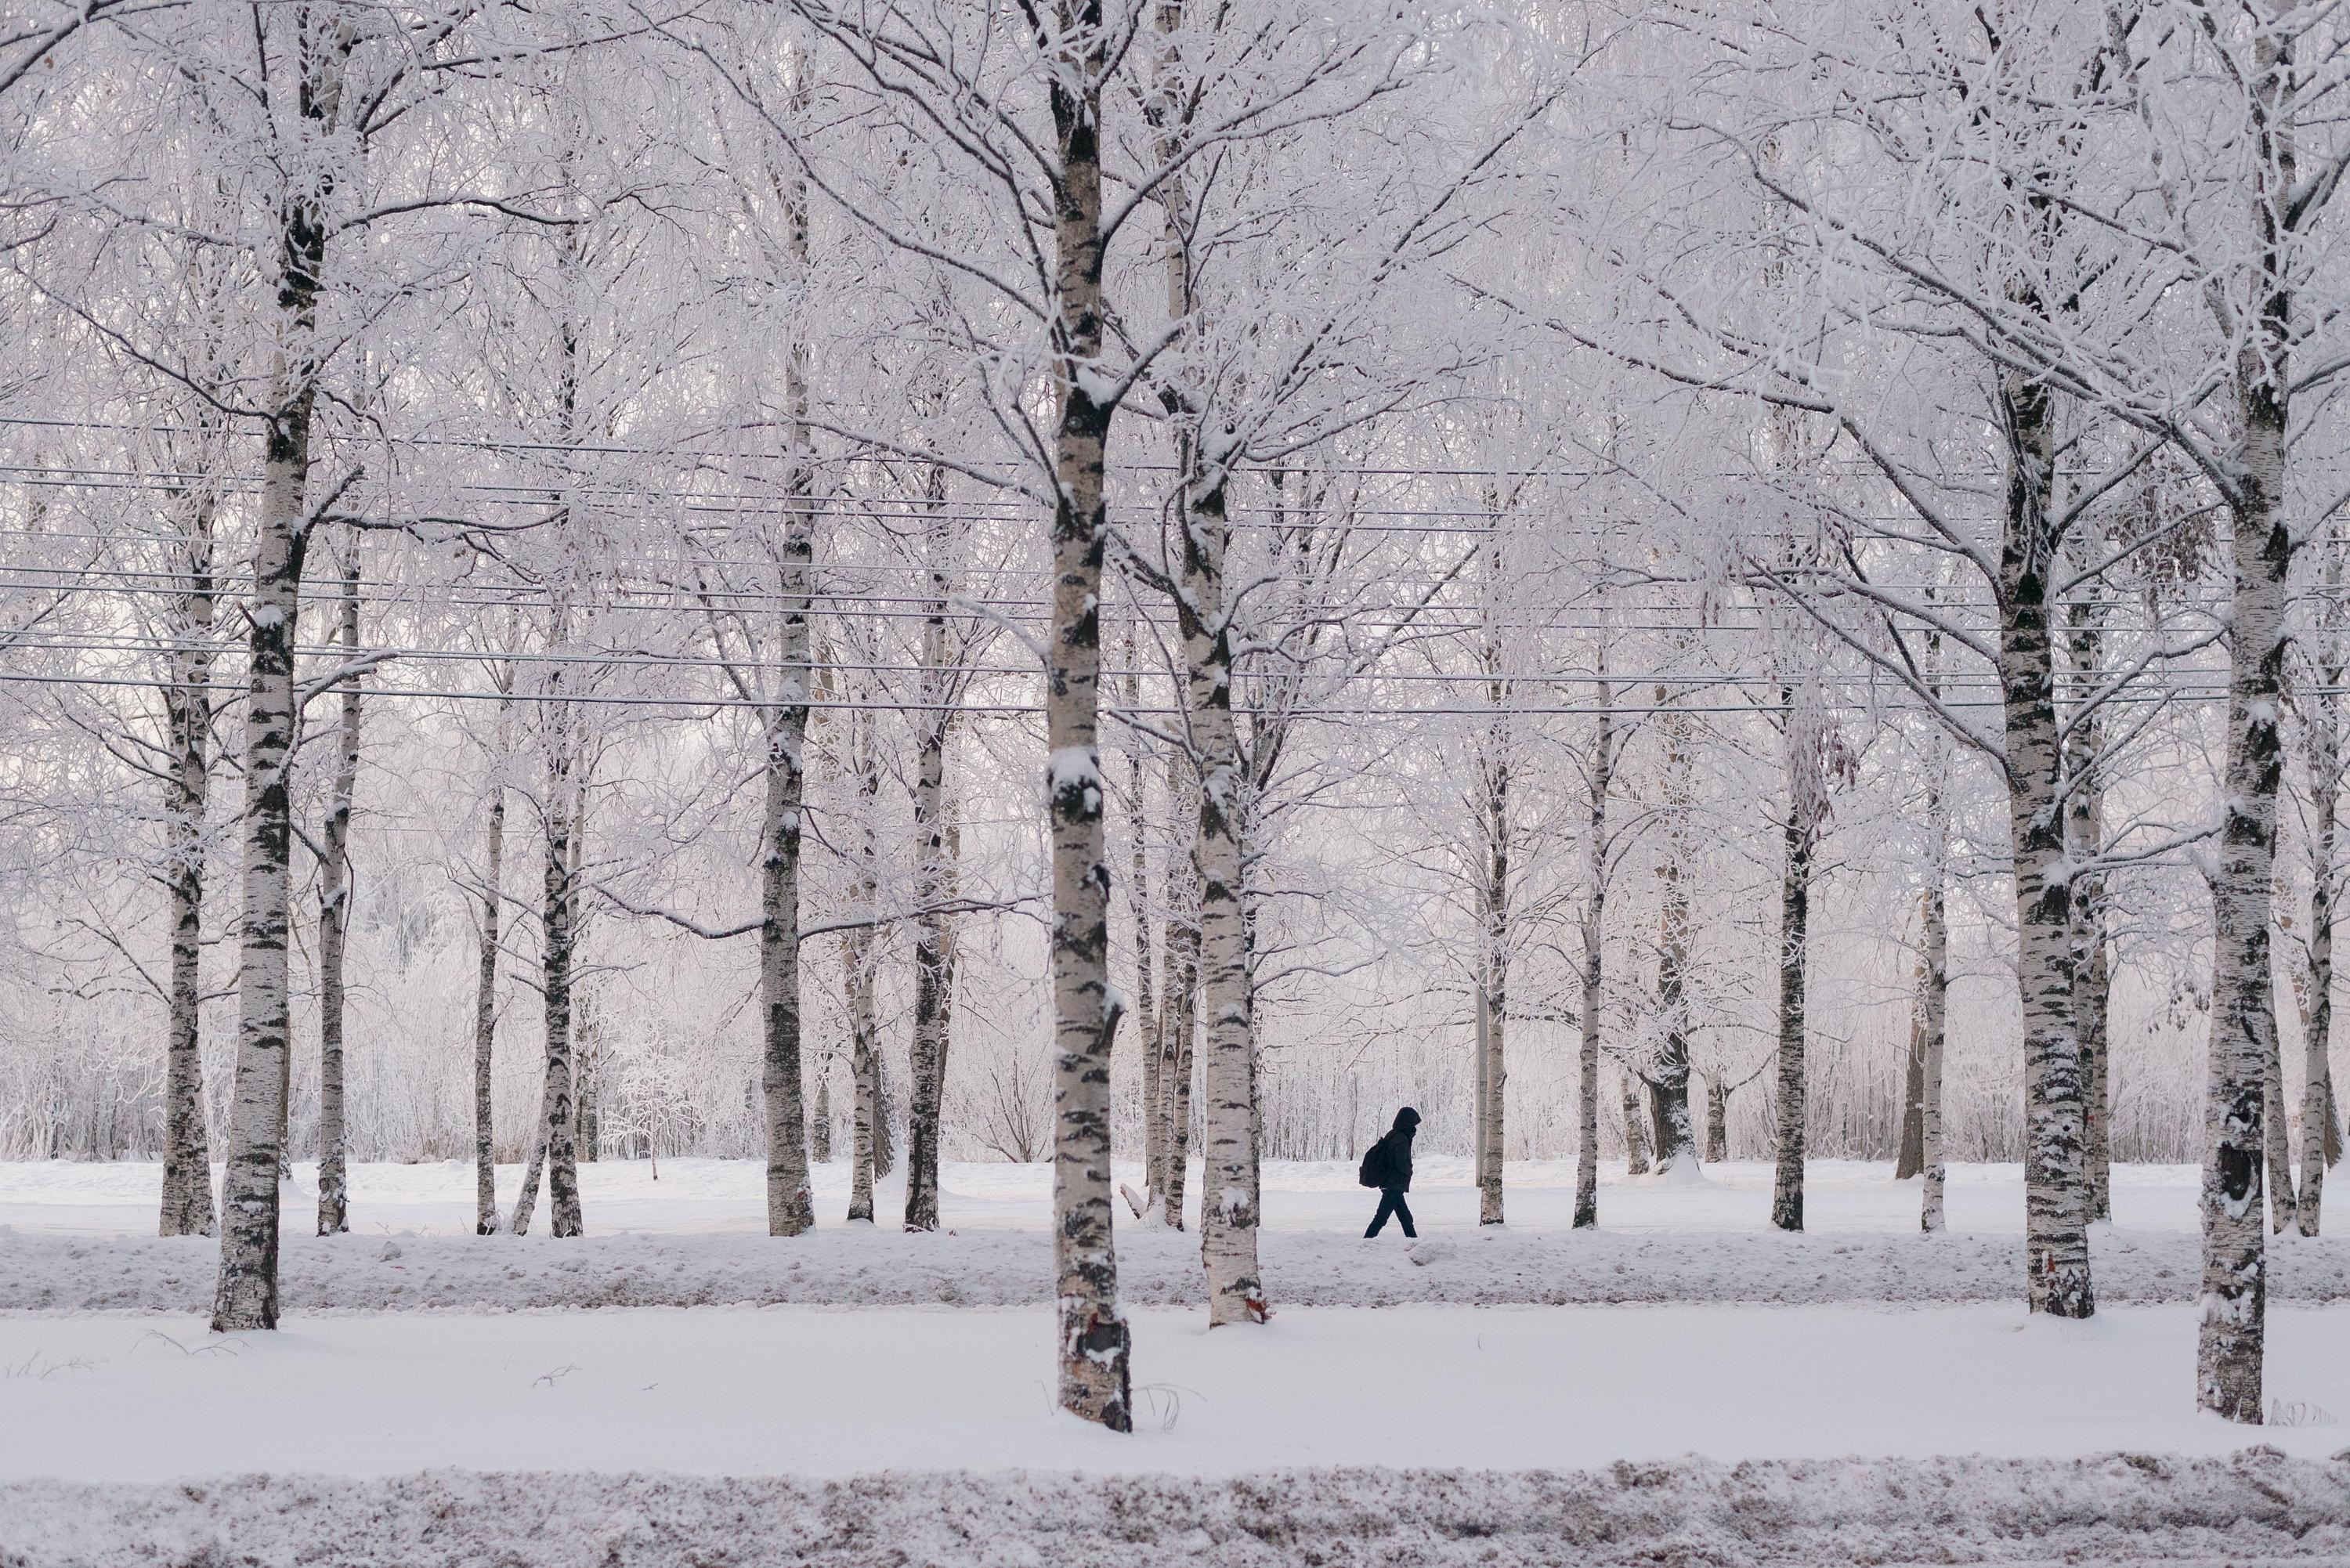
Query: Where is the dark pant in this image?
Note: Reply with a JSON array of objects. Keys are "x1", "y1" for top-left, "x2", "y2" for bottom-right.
[{"x1": 1365, "y1": 1187, "x2": 1416, "y2": 1238}]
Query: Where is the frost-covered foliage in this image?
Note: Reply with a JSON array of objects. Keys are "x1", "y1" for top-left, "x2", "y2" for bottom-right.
[{"x1": 0, "y1": 0, "x2": 2342, "y2": 1227}]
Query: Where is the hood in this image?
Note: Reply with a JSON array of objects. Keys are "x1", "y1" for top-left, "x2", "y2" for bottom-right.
[{"x1": 1392, "y1": 1107, "x2": 1420, "y2": 1136}]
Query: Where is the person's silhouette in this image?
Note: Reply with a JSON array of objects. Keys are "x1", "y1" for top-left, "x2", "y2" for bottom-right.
[{"x1": 1361, "y1": 1106, "x2": 1420, "y2": 1238}]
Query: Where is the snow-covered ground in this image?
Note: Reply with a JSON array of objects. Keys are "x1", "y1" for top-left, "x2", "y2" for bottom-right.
[
  {"x1": 12, "y1": 1216, "x2": 2350, "y2": 1313},
  {"x1": 5, "y1": 1454, "x2": 2347, "y2": 1566},
  {"x1": 4, "y1": 1304, "x2": 2348, "y2": 1479},
  {"x1": 8, "y1": 1156, "x2": 2348, "y2": 1313},
  {"x1": 0, "y1": 1154, "x2": 2217, "y2": 1237},
  {"x1": 3, "y1": 1305, "x2": 2348, "y2": 1564},
  {"x1": 11, "y1": 1163, "x2": 2350, "y2": 1563}
]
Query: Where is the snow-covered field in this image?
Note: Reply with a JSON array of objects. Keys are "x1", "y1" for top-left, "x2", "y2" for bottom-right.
[
  {"x1": 3, "y1": 1305, "x2": 2348, "y2": 1563},
  {"x1": 6, "y1": 1304, "x2": 2348, "y2": 1479},
  {"x1": 14, "y1": 1160, "x2": 2350, "y2": 1565},
  {"x1": 8, "y1": 1157, "x2": 2348, "y2": 1313},
  {"x1": 14, "y1": 1214, "x2": 2350, "y2": 1313}
]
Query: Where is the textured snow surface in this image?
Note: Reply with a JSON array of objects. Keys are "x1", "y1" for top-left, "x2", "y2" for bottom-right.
[
  {"x1": 5, "y1": 1306, "x2": 2346, "y2": 1479},
  {"x1": 12, "y1": 1157, "x2": 2336, "y2": 1312},
  {"x1": 6, "y1": 1220, "x2": 2345, "y2": 1312},
  {"x1": 5, "y1": 1455, "x2": 2350, "y2": 1567}
]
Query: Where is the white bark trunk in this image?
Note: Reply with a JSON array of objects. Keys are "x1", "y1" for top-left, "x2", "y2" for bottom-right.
[
  {"x1": 1574, "y1": 661, "x2": 1614, "y2": 1227},
  {"x1": 1045, "y1": 16, "x2": 1133, "y2": 1425},
  {"x1": 1622, "y1": 1067, "x2": 1649, "y2": 1176},
  {"x1": 1995, "y1": 363, "x2": 2093, "y2": 1317},
  {"x1": 2264, "y1": 876, "x2": 2299, "y2": 1234},
  {"x1": 2199, "y1": 2, "x2": 2298, "y2": 1422},
  {"x1": 1156, "y1": 755, "x2": 1199, "y2": 1229},
  {"x1": 537, "y1": 735, "x2": 583, "y2": 1239},
  {"x1": 1181, "y1": 459, "x2": 1263, "y2": 1325},
  {"x1": 160, "y1": 483, "x2": 218, "y2": 1240},
  {"x1": 2063, "y1": 551, "x2": 2114, "y2": 1225},
  {"x1": 473, "y1": 761, "x2": 504, "y2": 1237},
  {"x1": 759, "y1": 70, "x2": 818, "y2": 1237},
  {"x1": 314, "y1": 551, "x2": 360, "y2": 1237},
  {"x1": 904, "y1": 469, "x2": 956, "y2": 1232},
  {"x1": 1475, "y1": 534, "x2": 1509, "y2": 1222},
  {"x1": 1921, "y1": 677, "x2": 1950, "y2": 1234},
  {"x1": 2300, "y1": 542, "x2": 2344, "y2": 1236},
  {"x1": 211, "y1": 23, "x2": 347, "y2": 1330},
  {"x1": 1651, "y1": 699, "x2": 1697, "y2": 1177},
  {"x1": 1770, "y1": 684, "x2": 1819, "y2": 1232},
  {"x1": 844, "y1": 706, "x2": 881, "y2": 1223}
]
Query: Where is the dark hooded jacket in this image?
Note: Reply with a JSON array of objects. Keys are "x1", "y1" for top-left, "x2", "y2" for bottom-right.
[{"x1": 1369, "y1": 1107, "x2": 1419, "y2": 1192}]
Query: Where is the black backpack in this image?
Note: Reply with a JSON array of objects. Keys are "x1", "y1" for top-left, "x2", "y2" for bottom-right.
[{"x1": 1357, "y1": 1136, "x2": 1389, "y2": 1189}]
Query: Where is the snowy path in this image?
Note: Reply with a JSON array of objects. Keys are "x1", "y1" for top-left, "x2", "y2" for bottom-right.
[
  {"x1": 3, "y1": 1304, "x2": 2348, "y2": 1479},
  {"x1": 0, "y1": 1154, "x2": 2217, "y2": 1237},
  {"x1": 5, "y1": 1306, "x2": 2350, "y2": 1564},
  {"x1": 11, "y1": 1219, "x2": 2350, "y2": 1312},
  {"x1": 13, "y1": 1157, "x2": 2348, "y2": 1313},
  {"x1": 7, "y1": 1303, "x2": 2348, "y2": 1563}
]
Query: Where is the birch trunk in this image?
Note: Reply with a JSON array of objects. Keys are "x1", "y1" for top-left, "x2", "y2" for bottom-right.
[
  {"x1": 1572, "y1": 667, "x2": 1613, "y2": 1226},
  {"x1": 159, "y1": 486, "x2": 218, "y2": 1239},
  {"x1": 1123, "y1": 620, "x2": 1162, "y2": 1209},
  {"x1": 759, "y1": 667, "x2": 815, "y2": 1234},
  {"x1": 758, "y1": 70, "x2": 818, "y2": 1237},
  {"x1": 815, "y1": 1066, "x2": 836, "y2": 1161},
  {"x1": 1994, "y1": 362, "x2": 2093, "y2": 1317},
  {"x1": 2064, "y1": 567, "x2": 2114, "y2": 1224},
  {"x1": 537, "y1": 738, "x2": 583, "y2": 1238},
  {"x1": 1651, "y1": 696, "x2": 1697, "y2": 1176},
  {"x1": 2202, "y1": 478, "x2": 2287, "y2": 1415},
  {"x1": 1703, "y1": 1072, "x2": 1729, "y2": 1165},
  {"x1": 1477, "y1": 842, "x2": 1507, "y2": 1219},
  {"x1": 211, "y1": 21, "x2": 346, "y2": 1331},
  {"x1": 577, "y1": 989, "x2": 601, "y2": 1162},
  {"x1": 2301, "y1": 549, "x2": 2343, "y2": 1236},
  {"x1": 508, "y1": 1069, "x2": 555, "y2": 1235},
  {"x1": 2084, "y1": 931, "x2": 2114, "y2": 1220},
  {"x1": 1622, "y1": 1069, "x2": 1649, "y2": 1176},
  {"x1": 1130, "y1": 729, "x2": 1161, "y2": 1206},
  {"x1": 904, "y1": 511, "x2": 957, "y2": 1229},
  {"x1": 1473, "y1": 538, "x2": 1509, "y2": 1223},
  {"x1": 1148, "y1": 40, "x2": 1263, "y2": 1304},
  {"x1": 845, "y1": 706, "x2": 882, "y2": 1222},
  {"x1": 1185, "y1": 472, "x2": 1267, "y2": 1314},
  {"x1": 1145, "y1": 0, "x2": 1203, "y2": 1232},
  {"x1": 1157, "y1": 755, "x2": 1200, "y2": 1229},
  {"x1": 2199, "y1": 5, "x2": 2298, "y2": 1422},
  {"x1": 1045, "y1": 2, "x2": 1133, "y2": 1423},
  {"x1": 1895, "y1": 965, "x2": 1927, "y2": 1183},
  {"x1": 2264, "y1": 880, "x2": 2298, "y2": 1234},
  {"x1": 1472, "y1": 989, "x2": 1495, "y2": 1213},
  {"x1": 1920, "y1": 710, "x2": 1950, "y2": 1234},
  {"x1": 314, "y1": 551, "x2": 361, "y2": 1236},
  {"x1": 847, "y1": 938, "x2": 877, "y2": 1220},
  {"x1": 873, "y1": 1051, "x2": 895, "y2": 1177},
  {"x1": 473, "y1": 765, "x2": 504, "y2": 1236},
  {"x1": 1770, "y1": 685, "x2": 1817, "y2": 1232}
]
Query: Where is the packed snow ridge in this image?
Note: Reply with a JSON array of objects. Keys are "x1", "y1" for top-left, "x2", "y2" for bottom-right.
[{"x1": 5, "y1": 1454, "x2": 2348, "y2": 1567}]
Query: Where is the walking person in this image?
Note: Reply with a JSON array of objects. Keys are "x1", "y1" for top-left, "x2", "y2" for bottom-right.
[{"x1": 1359, "y1": 1106, "x2": 1420, "y2": 1238}]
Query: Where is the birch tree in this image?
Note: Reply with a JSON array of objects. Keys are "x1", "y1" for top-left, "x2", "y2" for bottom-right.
[
  {"x1": 208, "y1": 7, "x2": 356, "y2": 1333},
  {"x1": 313, "y1": 550, "x2": 362, "y2": 1235}
]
